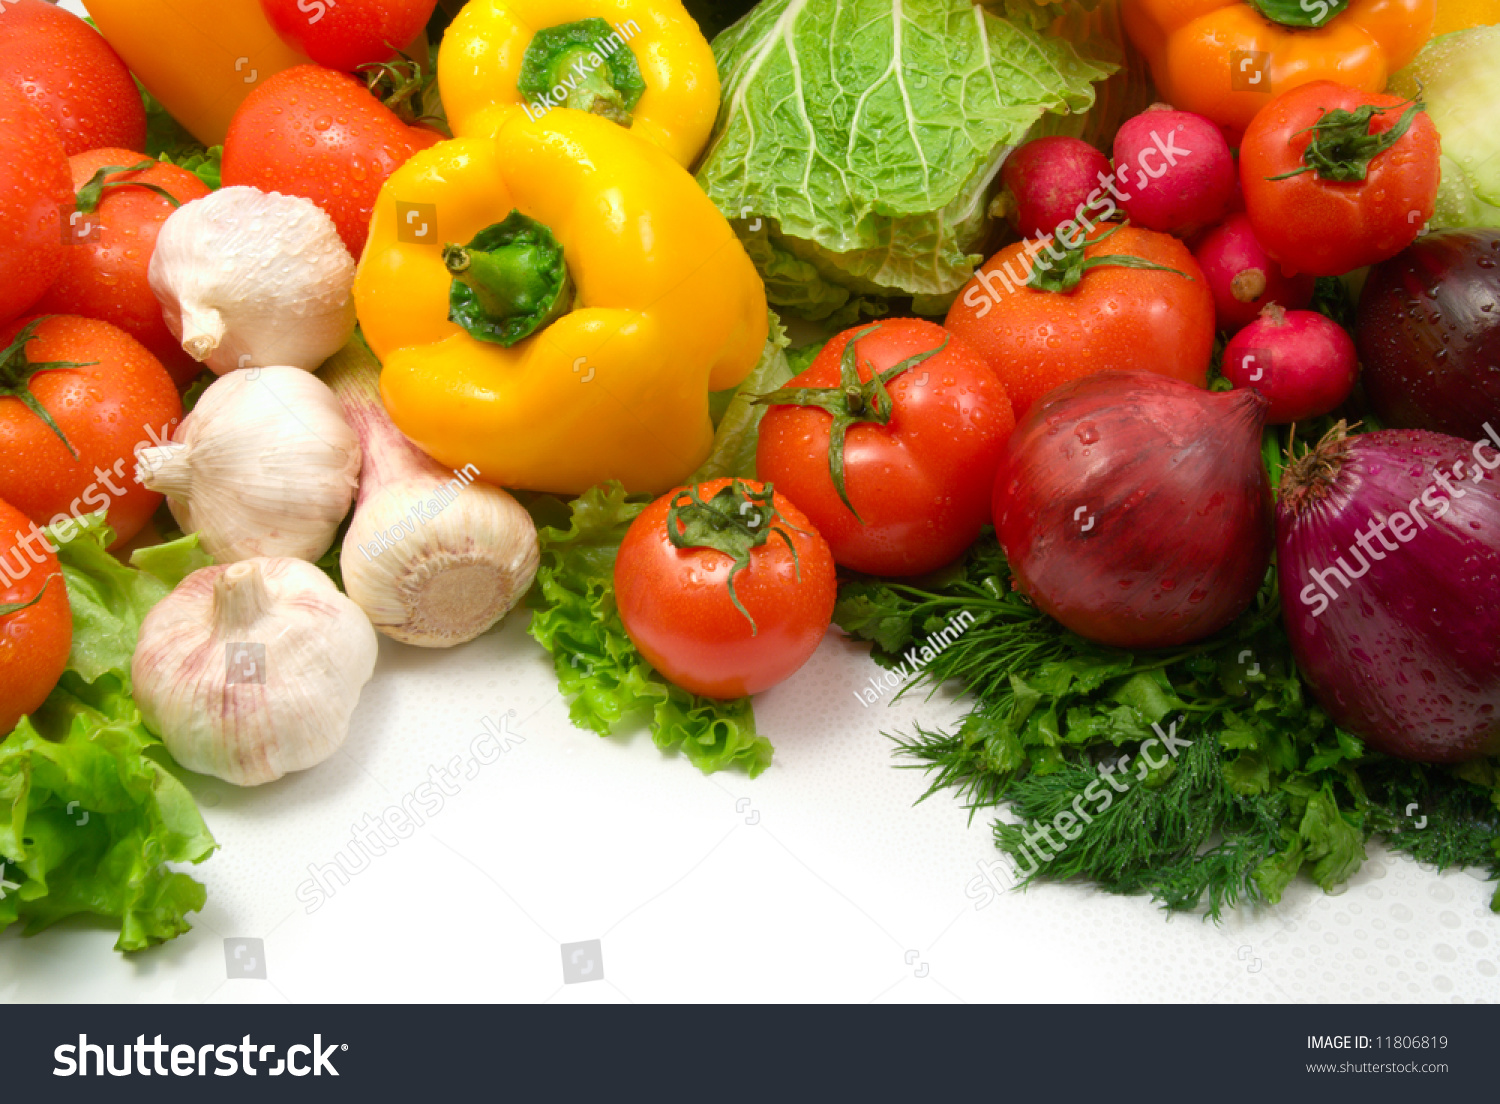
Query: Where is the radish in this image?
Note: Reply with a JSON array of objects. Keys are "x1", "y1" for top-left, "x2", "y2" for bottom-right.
[
  {"x1": 1112, "y1": 105, "x2": 1235, "y2": 237},
  {"x1": 1222, "y1": 305, "x2": 1357, "y2": 425},
  {"x1": 997, "y1": 136, "x2": 1113, "y2": 240},
  {"x1": 1195, "y1": 213, "x2": 1316, "y2": 333}
]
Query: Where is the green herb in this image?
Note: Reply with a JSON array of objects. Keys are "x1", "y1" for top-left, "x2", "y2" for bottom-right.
[
  {"x1": 836, "y1": 534, "x2": 1500, "y2": 914},
  {"x1": 0, "y1": 515, "x2": 216, "y2": 952},
  {"x1": 527, "y1": 482, "x2": 774, "y2": 777}
]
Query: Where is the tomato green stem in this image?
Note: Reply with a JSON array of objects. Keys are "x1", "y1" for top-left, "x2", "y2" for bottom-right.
[
  {"x1": 1267, "y1": 98, "x2": 1425, "y2": 184},
  {"x1": 753, "y1": 324, "x2": 949, "y2": 523},
  {"x1": 74, "y1": 161, "x2": 182, "y2": 216},
  {"x1": 665, "y1": 480, "x2": 802, "y2": 634},
  {"x1": 0, "y1": 318, "x2": 94, "y2": 460},
  {"x1": 1025, "y1": 222, "x2": 1188, "y2": 294},
  {"x1": 0, "y1": 575, "x2": 54, "y2": 618}
]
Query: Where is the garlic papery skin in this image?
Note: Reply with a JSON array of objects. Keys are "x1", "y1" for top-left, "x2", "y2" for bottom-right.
[
  {"x1": 136, "y1": 366, "x2": 360, "y2": 564},
  {"x1": 323, "y1": 338, "x2": 540, "y2": 647},
  {"x1": 131, "y1": 558, "x2": 378, "y2": 787},
  {"x1": 148, "y1": 186, "x2": 356, "y2": 376}
]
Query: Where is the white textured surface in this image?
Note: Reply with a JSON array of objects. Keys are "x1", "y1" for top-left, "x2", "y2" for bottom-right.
[
  {"x1": 1, "y1": 616, "x2": 1496, "y2": 1004},
  {"x1": 25, "y1": 0, "x2": 1498, "y2": 1005}
]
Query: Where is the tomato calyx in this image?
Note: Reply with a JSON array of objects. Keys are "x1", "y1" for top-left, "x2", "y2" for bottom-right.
[
  {"x1": 1268, "y1": 98, "x2": 1426, "y2": 184},
  {"x1": 0, "y1": 575, "x2": 56, "y2": 619},
  {"x1": 359, "y1": 50, "x2": 442, "y2": 130},
  {"x1": 754, "y1": 324, "x2": 948, "y2": 522},
  {"x1": 1024, "y1": 223, "x2": 1187, "y2": 294},
  {"x1": 73, "y1": 160, "x2": 183, "y2": 216},
  {"x1": 0, "y1": 318, "x2": 94, "y2": 461},
  {"x1": 665, "y1": 480, "x2": 802, "y2": 635}
]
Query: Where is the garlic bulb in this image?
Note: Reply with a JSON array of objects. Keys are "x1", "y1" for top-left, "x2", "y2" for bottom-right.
[
  {"x1": 136, "y1": 366, "x2": 360, "y2": 564},
  {"x1": 148, "y1": 186, "x2": 356, "y2": 375},
  {"x1": 132, "y1": 558, "x2": 378, "y2": 787},
  {"x1": 322, "y1": 339, "x2": 540, "y2": 647}
]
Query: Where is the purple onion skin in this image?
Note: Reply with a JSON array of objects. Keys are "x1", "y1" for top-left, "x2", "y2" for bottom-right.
[
  {"x1": 1355, "y1": 229, "x2": 1500, "y2": 442},
  {"x1": 1277, "y1": 429, "x2": 1500, "y2": 763}
]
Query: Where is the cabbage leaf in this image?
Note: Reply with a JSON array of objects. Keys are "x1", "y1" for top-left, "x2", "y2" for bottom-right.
[{"x1": 697, "y1": 0, "x2": 1112, "y2": 319}]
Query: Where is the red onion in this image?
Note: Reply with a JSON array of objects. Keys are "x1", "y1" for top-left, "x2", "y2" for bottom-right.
[
  {"x1": 1355, "y1": 229, "x2": 1500, "y2": 441},
  {"x1": 993, "y1": 371, "x2": 1272, "y2": 649},
  {"x1": 1277, "y1": 425, "x2": 1500, "y2": 763}
]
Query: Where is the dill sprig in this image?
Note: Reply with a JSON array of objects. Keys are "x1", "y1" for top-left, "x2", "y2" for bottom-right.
[{"x1": 835, "y1": 534, "x2": 1500, "y2": 916}]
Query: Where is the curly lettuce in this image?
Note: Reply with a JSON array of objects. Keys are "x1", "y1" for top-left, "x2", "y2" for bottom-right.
[
  {"x1": 0, "y1": 516, "x2": 216, "y2": 952},
  {"x1": 528, "y1": 484, "x2": 774, "y2": 777},
  {"x1": 697, "y1": 0, "x2": 1112, "y2": 320}
]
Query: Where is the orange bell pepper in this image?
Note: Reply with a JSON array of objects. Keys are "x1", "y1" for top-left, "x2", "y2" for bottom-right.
[
  {"x1": 84, "y1": 0, "x2": 310, "y2": 147},
  {"x1": 1121, "y1": 0, "x2": 1435, "y2": 134}
]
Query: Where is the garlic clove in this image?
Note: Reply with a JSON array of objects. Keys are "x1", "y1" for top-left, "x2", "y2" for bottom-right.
[
  {"x1": 148, "y1": 186, "x2": 356, "y2": 376},
  {"x1": 136, "y1": 366, "x2": 360, "y2": 564},
  {"x1": 132, "y1": 558, "x2": 379, "y2": 787}
]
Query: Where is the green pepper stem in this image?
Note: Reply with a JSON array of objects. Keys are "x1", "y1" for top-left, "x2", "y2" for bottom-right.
[
  {"x1": 443, "y1": 211, "x2": 574, "y2": 347},
  {"x1": 516, "y1": 18, "x2": 646, "y2": 128},
  {"x1": 1246, "y1": 0, "x2": 1352, "y2": 27}
]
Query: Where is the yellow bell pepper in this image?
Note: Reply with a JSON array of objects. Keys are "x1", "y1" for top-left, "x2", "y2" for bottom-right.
[
  {"x1": 438, "y1": 0, "x2": 719, "y2": 168},
  {"x1": 1432, "y1": 0, "x2": 1500, "y2": 32},
  {"x1": 356, "y1": 110, "x2": 769, "y2": 496},
  {"x1": 85, "y1": 0, "x2": 310, "y2": 147}
]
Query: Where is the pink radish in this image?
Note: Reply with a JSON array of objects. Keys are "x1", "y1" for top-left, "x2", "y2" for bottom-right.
[
  {"x1": 1195, "y1": 213, "x2": 1316, "y2": 333},
  {"x1": 997, "y1": 136, "x2": 1113, "y2": 239},
  {"x1": 1222, "y1": 305, "x2": 1357, "y2": 425},
  {"x1": 1112, "y1": 104, "x2": 1235, "y2": 237}
]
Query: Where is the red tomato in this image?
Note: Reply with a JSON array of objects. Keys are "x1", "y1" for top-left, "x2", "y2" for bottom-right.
[
  {"x1": 33, "y1": 151, "x2": 213, "y2": 391},
  {"x1": 261, "y1": 0, "x2": 437, "y2": 73},
  {"x1": 0, "y1": 496, "x2": 71, "y2": 735},
  {"x1": 0, "y1": 316, "x2": 181, "y2": 550},
  {"x1": 945, "y1": 224, "x2": 1214, "y2": 418},
  {"x1": 0, "y1": 83, "x2": 72, "y2": 327},
  {"x1": 614, "y1": 479, "x2": 836, "y2": 700},
  {"x1": 757, "y1": 319, "x2": 1015, "y2": 577},
  {"x1": 222, "y1": 65, "x2": 441, "y2": 258},
  {"x1": 0, "y1": 0, "x2": 146, "y2": 156},
  {"x1": 1240, "y1": 81, "x2": 1441, "y2": 278}
]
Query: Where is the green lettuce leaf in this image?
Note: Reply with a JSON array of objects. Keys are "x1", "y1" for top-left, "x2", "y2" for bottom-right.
[
  {"x1": 0, "y1": 516, "x2": 216, "y2": 952},
  {"x1": 698, "y1": 0, "x2": 1111, "y2": 317},
  {"x1": 528, "y1": 483, "x2": 774, "y2": 777},
  {"x1": 692, "y1": 311, "x2": 792, "y2": 483}
]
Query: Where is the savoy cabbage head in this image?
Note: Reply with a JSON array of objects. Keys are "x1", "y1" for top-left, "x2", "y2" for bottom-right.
[{"x1": 696, "y1": 0, "x2": 1113, "y2": 324}]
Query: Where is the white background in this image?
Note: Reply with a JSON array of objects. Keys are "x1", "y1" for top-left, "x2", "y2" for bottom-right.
[
  {"x1": 3, "y1": 617, "x2": 1497, "y2": 1003},
  {"x1": 6, "y1": 0, "x2": 1496, "y2": 1005}
]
